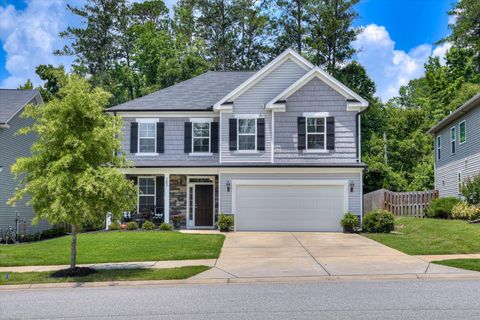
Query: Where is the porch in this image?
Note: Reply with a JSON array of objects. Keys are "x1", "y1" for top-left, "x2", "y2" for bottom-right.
[{"x1": 125, "y1": 174, "x2": 219, "y2": 229}]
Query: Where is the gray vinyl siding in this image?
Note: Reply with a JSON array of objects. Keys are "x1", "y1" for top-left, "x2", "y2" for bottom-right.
[
  {"x1": 274, "y1": 78, "x2": 357, "y2": 163},
  {"x1": 221, "y1": 59, "x2": 308, "y2": 163},
  {"x1": 434, "y1": 105, "x2": 480, "y2": 197},
  {"x1": 0, "y1": 112, "x2": 49, "y2": 234},
  {"x1": 122, "y1": 117, "x2": 220, "y2": 166},
  {"x1": 219, "y1": 172, "x2": 362, "y2": 216}
]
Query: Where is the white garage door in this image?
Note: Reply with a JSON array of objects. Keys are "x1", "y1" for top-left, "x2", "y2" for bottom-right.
[{"x1": 235, "y1": 182, "x2": 346, "y2": 232}]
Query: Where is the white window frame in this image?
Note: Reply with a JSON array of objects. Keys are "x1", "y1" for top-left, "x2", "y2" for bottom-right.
[
  {"x1": 137, "y1": 176, "x2": 156, "y2": 213},
  {"x1": 450, "y1": 126, "x2": 456, "y2": 155},
  {"x1": 459, "y1": 120, "x2": 466, "y2": 145},
  {"x1": 437, "y1": 135, "x2": 441, "y2": 160},
  {"x1": 191, "y1": 121, "x2": 212, "y2": 155},
  {"x1": 305, "y1": 116, "x2": 327, "y2": 151},
  {"x1": 137, "y1": 119, "x2": 158, "y2": 155},
  {"x1": 237, "y1": 118, "x2": 257, "y2": 152}
]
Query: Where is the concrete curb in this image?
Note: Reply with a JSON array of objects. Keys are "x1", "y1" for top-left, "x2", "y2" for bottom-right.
[{"x1": 2, "y1": 272, "x2": 480, "y2": 291}]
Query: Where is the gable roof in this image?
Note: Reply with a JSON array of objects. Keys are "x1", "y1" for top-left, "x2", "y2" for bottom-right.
[
  {"x1": 213, "y1": 48, "x2": 314, "y2": 110},
  {"x1": 265, "y1": 67, "x2": 369, "y2": 111},
  {"x1": 0, "y1": 89, "x2": 41, "y2": 125},
  {"x1": 428, "y1": 93, "x2": 480, "y2": 134},
  {"x1": 107, "y1": 71, "x2": 255, "y2": 112}
]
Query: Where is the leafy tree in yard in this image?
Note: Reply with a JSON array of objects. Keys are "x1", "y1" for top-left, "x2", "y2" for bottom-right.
[{"x1": 8, "y1": 76, "x2": 137, "y2": 270}]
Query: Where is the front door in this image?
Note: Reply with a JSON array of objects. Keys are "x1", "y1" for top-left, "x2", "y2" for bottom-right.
[{"x1": 195, "y1": 184, "x2": 214, "y2": 227}]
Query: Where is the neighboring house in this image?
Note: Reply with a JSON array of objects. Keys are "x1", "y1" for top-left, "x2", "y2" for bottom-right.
[
  {"x1": 429, "y1": 93, "x2": 480, "y2": 198},
  {"x1": 0, "y1": 89, "x2": 49, "y2": 234},
  {"x1": 107, "y1": 49, "x2": 369, "y2": 231}
]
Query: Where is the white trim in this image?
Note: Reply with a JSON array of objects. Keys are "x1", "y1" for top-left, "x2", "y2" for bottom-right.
[
  {"x1": 303, "y1": 149, "x2": 329, "y2": 154},
  {"x1": 359, "y1": 171, "x2": 363, "y2": 223},
  {"x1": 459, "y1": 120, "x2": 466, "y2": 145},
  {"x1": 115, "y1": 111, "x2": 219, "y2": 118},
  {"x1": 271, "y1": 111, "x2": 275, "y2": 163},
  {"x1": 164, "y1": 173, "x2": 170, "y2": 223},
  {"x1": 0, "y1": 124, "x2": 11, "y2": 129},
  {"x1": 305, "y1": 116, "x2": 327, "y2": 151},
  {"x1": 237, "y1": 118, "x2": 257, "y2": 151},
  {"x1": 137, "y1": 176, "x2": 156, "y2": 214},
  {"x1": 219, "y1": 111, "x2": 223, "y2": 164},
  {"x1": 186, "y1": 176, "x2": 216, "y2": 229},
  {"x1": 303, "y1": 112, "x2": 330, "y2": 117},
  {"x1": 190, "y1": 117, "x2": 213, "y2": 123},
  {"x1": 189, "y1": 152, "x2": 213, "y2": 157},
  {"x1": 437, "y1": 135, "x2": 442, "y2": 160},
  {"x1": 191, "y1": 121, "x2": 211, "y2": 154},
  {"x1": 269, "y1": 103, "x2": 286, "y2": 112},
  {"x1": 135, "y1": 118, "x2": 159, "y2": 123},
  {"x1": 138, "y1": 121, "x2": 157, "y2": 154},
  {"x1": 265, "y1": 67, "x2": 369, "y2": 111},
  {"x1": 231, "y1": 179, "x2": 349, "y2": 230},
  {"x1": 213, "y1": 49, "x2": 314, "y2": 110},
  {"x1": 450, "y1": 126, "x2": 456, "y2": 155},
  {"x1": 120, "y1": 167, "x2": 364, "y2": 175},
  {"x1": 135, "y1": 153, "x2": 159, "y2": 156},
  {"x1": 235, "y1": 114, "x2": 260, "y2": 119},
  {"x1": 358, "y1": 116, "x2": 362, "y2": 162}
]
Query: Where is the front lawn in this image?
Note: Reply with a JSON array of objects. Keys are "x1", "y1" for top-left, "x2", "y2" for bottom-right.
[
  {"x1": 433, "y1": 259, "x2": 480, "y2": 272},
  {"x1": 364, "y1": 217, "x2": 480, "y2": 255},
  {"x1": 0, "y1": 231, "x2": 224, "y2": 267},
  {"x1": 0, "y1": 266, "x2": 209, "y2": 285}
]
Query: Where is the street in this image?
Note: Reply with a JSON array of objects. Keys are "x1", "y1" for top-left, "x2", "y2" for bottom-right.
[{"x1": 1, "y1": 279, "x2": 480, "y2": 319}]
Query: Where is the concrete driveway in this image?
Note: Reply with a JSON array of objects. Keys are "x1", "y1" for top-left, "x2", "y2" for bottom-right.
[{"x1": 194, "y1": 232, "x2": 476, "y2": 279}]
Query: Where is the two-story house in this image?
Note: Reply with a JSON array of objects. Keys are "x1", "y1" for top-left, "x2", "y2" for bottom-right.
[
  {"x1": 0, "y1": 89, "x2": 50, "y2": 234},
  {"x1": 429, "y1": 93, "x2": 480, "y2": 198},
  {"x1": 107, "y1": 49, "x2": 369, "y2": 231}
]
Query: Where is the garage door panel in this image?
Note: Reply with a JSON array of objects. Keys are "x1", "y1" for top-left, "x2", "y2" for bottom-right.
[{"x1": 235, "y1": 184, "x2": 345, "y2": 232}]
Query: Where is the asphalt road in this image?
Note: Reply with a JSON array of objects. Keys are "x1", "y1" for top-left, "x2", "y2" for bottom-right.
[{"x1": 1, "y1": 280, "x2": 480, "y2": 319}]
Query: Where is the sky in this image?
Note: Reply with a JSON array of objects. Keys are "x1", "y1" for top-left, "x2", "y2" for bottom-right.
[{"x1": 0, "y1": 0, "x2": 455, "y2": 101}]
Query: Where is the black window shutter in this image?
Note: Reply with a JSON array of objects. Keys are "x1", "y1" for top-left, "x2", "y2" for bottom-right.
[
  {"x1": 297, "y1": 117, "x2": 306, "y2": 150},
  {"x1": 326, "y1": 116, "x2": 335, "y2": 150},
  {"x1": 257, "y1": 118, "x2": 265, "y2": 151},
  {"x1": 130, "y1": 122, "x2": 138, "y2": 153},
  {"x1": 211, "y1": 122, "x2": 219, "y2": 153},
  {"x1": 184, "y1": 122, "x2": 192, "y2": 153},
  {"x1": 156, "y1": 122, "x2": 164, "y2": 153},
  {"x1": 229, "y1": 118, "x2": 237, "y2": 151},
  {"x1": 155, "y1": 176, "x2": 164, "y2": 211}
]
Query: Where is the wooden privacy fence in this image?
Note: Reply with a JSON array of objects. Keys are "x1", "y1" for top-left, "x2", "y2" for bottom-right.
[{"x1": 363, "y1": 189, "x2": 439, "y2": 218}]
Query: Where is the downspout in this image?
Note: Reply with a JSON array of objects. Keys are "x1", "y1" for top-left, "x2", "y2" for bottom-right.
[{"x1": 356, "y1": 106, "x2": 370, "y2": 221}]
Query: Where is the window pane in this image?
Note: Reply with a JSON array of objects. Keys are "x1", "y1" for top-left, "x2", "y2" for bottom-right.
[
  {"x1": 460, "y1": 122, "x2": 466, "y2": 143},
  {"x1": 307, "y1": 118, "x2": 325, "y2": 133},
  {"x1": 239, "y1": 119, "x2": 255, "y2": 134},
  {"x1": 139, "y1": 123, "x2": 155, "y2": 138},
  {"x1": 139, "y1": 138, "x2": 155, "y2": 153},
  {"x1": 193, "y1": 123, "x2": 209, "y2": 137},
  {"x1": 452, "y1": 141, "x2": 456, "y2": 154},
  {"x1": 193, "y1": 137, "x2": 209, "y2": 152},
  {"x1": 307, "y1": 134, "x2": 325, "y2": 149},
  {"x1": 139, "y1": 195, "x2": 155, "y2": 211},
  {"x1": 239, "y1": 135, "x2": 255, "y2": 150},
  {"x1": 450, "y1": 127, "x2": 455, "y2": 140},
  {"x1": 139, "y1": 178, "x2": 155, "y2": 195}
]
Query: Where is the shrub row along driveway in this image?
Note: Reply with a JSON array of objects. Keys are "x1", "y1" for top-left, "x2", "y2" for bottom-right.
[{"x1": 195, "y1": 232, "x2": 477, "y2": 279}]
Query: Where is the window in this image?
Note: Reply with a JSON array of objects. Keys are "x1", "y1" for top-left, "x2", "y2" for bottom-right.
[
  {"x1": 450, "y1": 127, "x2": 456, "y2": 155},
  {"x1": 238, "y1": 118, "x2": 256, "y2": 151},
  {"x1": 192, "y1": 122, "x2": 210, "y2": 153},
  {"x1": 306, "y1": 117, "x2": 326, "y2": 150},
  {"x1": 459, "y1": 120, "x2": 466, "y2": 144},
  {"x1": 437, "y1": 136, "x2": 441, "y2": 160},
  {"x1": 138, "y1": 177, "x2": 155, "y2": 212},
  {"x1": 139, "y1": 122, "x2": 156, "y2": 153}
]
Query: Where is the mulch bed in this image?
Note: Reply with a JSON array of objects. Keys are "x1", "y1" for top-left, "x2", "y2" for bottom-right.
[{"x1": 50, "y1": 267, "x2": 96, "y2": 278}]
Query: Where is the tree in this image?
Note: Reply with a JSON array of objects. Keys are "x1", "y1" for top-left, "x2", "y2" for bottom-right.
[
  {"x1": 17, "y1": 79, "x2": 34, "y2": 90},
  {"x1": 8, "y1": 76, "x2": 137, "y2": 270},
  {"x1": 35, "y1": 65, "x2": 67, "y2": 102}
]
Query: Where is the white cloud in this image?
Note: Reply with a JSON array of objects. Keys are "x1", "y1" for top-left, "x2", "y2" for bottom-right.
[
  {"x1": 0, "y1": 0, "x2": 83, "y2": 88},
  {"x1": 353, "y1": 24, "x2": 451, "y2": 102}
]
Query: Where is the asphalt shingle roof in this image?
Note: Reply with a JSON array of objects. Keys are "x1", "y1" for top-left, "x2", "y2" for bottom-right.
[
  {"x1": 107, "y1": 71, "x2": 256, "y2": 112},
  {"x1": 0, "y1": 89, "x2": 40, "y2": 124}
]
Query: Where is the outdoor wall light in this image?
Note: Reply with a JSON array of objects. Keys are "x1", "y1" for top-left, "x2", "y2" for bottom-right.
[
  {"x1": 226, "y1": 180, "x2": 231, "y2": 192},
  {"x1": 349, "y1": 180, "x2": 355, "y2": 192}
]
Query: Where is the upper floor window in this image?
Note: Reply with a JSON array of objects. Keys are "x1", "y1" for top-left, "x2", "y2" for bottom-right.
[
  {"x1": 437, "y1": 136, "x2": 441, "y2": 160},
  {"x1": 139, "y1": 122, "x2": 156, "y2": 153},
  {"x1": 306, "y1": 117, "x2": 326, "y2": 150},
  {"x1": 450, "y1": 126, "x2": 456, "y2": 155},
  {"x1": 459, "y1": 120, "x2": 466, "y2": 144},
  {"x1": 238, "y1": 118, "x2": 256, "y2": 151},
  {"x1": 192, "y1": 122, "x2": 210, "y2": 153},
  {"x1": 138, "y1": 177, "x2": 155, "y2": 212}
]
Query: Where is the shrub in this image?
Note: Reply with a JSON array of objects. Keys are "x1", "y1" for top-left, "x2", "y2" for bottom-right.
[
  {"x1": 451, "y1": 203, "x2": 480, "y2": 220},
  {"x1": 461, "y1": 174, "x2": 480, "y2": 205},
  {"x1": 217, "y1": 213, "x2": 234, "y2": 232},
  {"x1": 425, "y1": 197, "x2": 462, "y2": 219},
  {"x1": 142, "y1": 220, "x2": 155, "y2": 230},
  {"x1": 126, "y1": 221, "x2": 138, "y2": 230},
  {"x1": 362, "y1": 209, "x2": 395, "y2": 233},
  {"x1": 160, "y1": 223, "x2": 173, "y2": 231},
  {"x1": 40, "y1": 227, "x2": 67, "y2": 240},
  {"x1": 340, "y1": 212, "x2": 359, "y2": 232},
  {"x1": 108, "y1": 221, "x2": 120, "y2": 230}
]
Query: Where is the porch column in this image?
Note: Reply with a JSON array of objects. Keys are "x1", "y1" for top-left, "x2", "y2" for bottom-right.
[{"x1": 164, "y1": 173, "x2": 170, "y2": 224}]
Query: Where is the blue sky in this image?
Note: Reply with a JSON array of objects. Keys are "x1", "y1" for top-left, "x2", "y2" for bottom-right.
[{"x1": 0, "y1": 0, "x2": 454, "y2": 101}]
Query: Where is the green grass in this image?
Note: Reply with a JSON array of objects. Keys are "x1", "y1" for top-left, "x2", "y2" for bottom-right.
[
  {"x1": 433, "y1": 259, "x2": 480, "y2": 272},
  {"x1": 0, "y1": 231, "x2": 224, "y2": 267},
  {"x1": 0, "y1": 266, "x2": 209, "y2": 285},
  {"x1": 364, "y1": 217, "x2": 480, "y2": 255}
]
